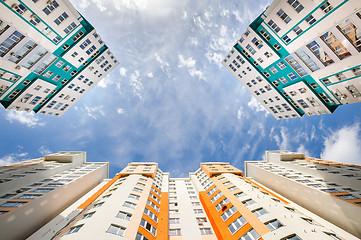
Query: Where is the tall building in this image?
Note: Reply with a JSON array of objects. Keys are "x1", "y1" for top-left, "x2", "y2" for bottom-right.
[
  {"x1": 0, "y1": 0, "x2": 119, "y2": 116},
  {"x1": 28, "y1": 158, "x2": 359, "y2": 240},
  {"x1": 245, "y1": 151, "x2": 361, "y2": 238},
  {"x1": 223, "y1": 0, "x2": 361, "y2": 119},
  {"x1": 0, "y1": 151, "x2": 109, "y2": 240}
]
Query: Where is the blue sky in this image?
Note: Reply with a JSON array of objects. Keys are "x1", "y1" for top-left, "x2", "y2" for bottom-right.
[{"x1": 1, "y1": 0, "x2": 361, "y2": 177}]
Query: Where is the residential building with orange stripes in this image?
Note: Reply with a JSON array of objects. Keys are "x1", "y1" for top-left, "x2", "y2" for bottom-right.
[
  {"x1": 245, "y1": 150, "x2": 361, "y2": 239},
  {"x1": 1, "y1": 151, "x2": 360, "y2": 240},
  {"x1": 0, "y1": 151, "x2": 109, "y2": 240}
]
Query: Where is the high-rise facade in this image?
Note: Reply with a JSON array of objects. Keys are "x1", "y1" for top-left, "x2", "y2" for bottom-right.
[
  {"x1": 0, "y1": 0, "x2": 119, "y2": 116},
  {"x1": 223, "y1": 0, "x2": 361, "y2": 119},
  {"x1": 245, "y1": 150, "x2": 361, "y2": 238},
  {"x1": 0, "y1": 151, "x2": 109, "y2": 240},
  {"x1": 27, "y1": 158, "x2": 359, "y2": 240}
]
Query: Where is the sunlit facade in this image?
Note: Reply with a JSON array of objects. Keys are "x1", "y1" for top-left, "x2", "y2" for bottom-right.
[
  {"x1": 25, "y1": 155, "x2": 359, "y2": 240},
  {"x1": 245, "y1": 150, "x2": 361, "y2": 239},
  {"x1": 0, "y1": 152, "x2": 109, "y2": 240},
  {"x1": 0, "y1": 0, "x2": 119, "y2": 116},
  {"x1": 223, "y1": 0, "x2": 361, "y2": 119}
]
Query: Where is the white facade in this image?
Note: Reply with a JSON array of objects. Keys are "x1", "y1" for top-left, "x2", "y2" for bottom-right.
[
  {"x1": 0, "y1": 151, "x2": 109, "y2": 240},
  {"x1": 245, "y1": 150, "x2": 361, "y2": 239},
  {"x1": 0, "y1": 0, "x2": 119, "y2": 116}
]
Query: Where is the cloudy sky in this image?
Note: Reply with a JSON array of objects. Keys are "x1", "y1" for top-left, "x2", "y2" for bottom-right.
[{"x1": 1, "y1": 0, "x2": 361, "y2": 177}]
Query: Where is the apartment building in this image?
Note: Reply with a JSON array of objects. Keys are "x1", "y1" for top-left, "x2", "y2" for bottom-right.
[
  {"x1": 28, "y1": 159, "x2": 359, "y2": 240},
  {"x1": 223, "y1": 0, "x2": 361, "y2": 119},
  {"x1": 0, "y1": 151, "x2": 109, "y2": 240},
  {"x1": 0, "y1": 0, "x2": 119, "y2": 116},
  {"x1": 245, "y1": 150, "x2": 361, "y2": 238}
]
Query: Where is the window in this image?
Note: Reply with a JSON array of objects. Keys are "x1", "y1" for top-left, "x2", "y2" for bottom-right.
[
  {"x1": 337, "y1": 194, "x2": 357, "y2": 200},
  {"x1": 129, "y1": 194, "x2": 140, "y2": 200},
  {"x1": 268, "y1": 20, "x2": 281, "y2": 33},
  {"x1": 0, "y1": 211, "x2": 8, "y2": 216},
  {"x1": 320, "y1": 2, "x2": 333, "y2": 14},
  {"x1": 228, "y1": 186, "x2": 237, "y2": 191},
  {"x1": 270, "y1": 66, "x2": 278, "y2": 73},
  {"x1": 64, "y1": 22, "x2": 76, "y2": 34},
  {"x1": 192, "y1": 202, "x2": 200, "y2": 206},
  {"x1": 283, "y1": 35, "x2": 291, "y2": 43},
  {"x1": 133, "y1": 188, "x2": 143, "y2": 193},
  {"x1": 234, "y1": 192, "x2": 246, "y2": 198},
  {"x1": 169, "y1": 218, "x2": 180, "y2": 223},
  {"x1": 346, "y1": 85, "x2": 361, "y2": 98},
  {"x1": 216, "y1": 198, "x2": 230, "y2": 211},
  {"x1": 307, "y1": 41, "x2": 334, "y2": 66},
  {"x1": 283, "y1": 234, "x2": 301, "y2": 240},
  {"x1": 321, "y1": 31, "x2": 351, "y2": 60},
  {"x1": 265, "y1": 219, "x2": 283, "y2": 231},
  {"x1": 67, "y1": 225, "x2": 83, "y2": 234},
  {"x1": 194, "y1": 209, "x2": 203, "y2": 214},
  {"x1": 0, "y1": 201, "x2": 26, "y2": 207},
  {"x1": 82, "y1": 212, "x2": 95, "y2": 219},
  {"x1": 305, "y1": 15, "x2": 316, "y2": 25},
  {"x1": 246, "y1": 44, "x2": 256, "y2": 55},
  {"x1": 136, "y1": 232, "x2": 149, "y2": 240},
  {"x1": 197, "y1": 217, "x2": 207, "y2": 223},
  {"x1": 259, "y1": 29, "x2": 271, "y2": 41},
  {"x1": 140, "y1": 218, "x2": 157, "y2": 236},
  {"x1": 338, "y1": 19, "x2": 361, "y2": 51},
  {"x1": 302, "y1": 218, "x2": 320, "y2": 225},
  {"x1": 324, "y1": 232, "x2": 343, "y2": 240},
  {"x1": 211, "y1": 192, "x2": 223, "y2": 203},
  {"x1": 124, "y1": 201, "x2": 136, "y2": 209},
  {"x1": 169, "y1": 229, "x2": 181, "y2": 235},
  {"x1": 293, "y1": 26, "x2": 302, "y2": 35},
  {"x1": 277, "y1": 9, "x2": 291, "y2": 24},
  {"x1": 251, "y1": 37, "x2": 263, "y2": 49},
  {"x1": 54, "y1": 12, "x2": 68, "y2": 25},
  {"x1": 42, "y1": 1, "x2": 59, "y2": 15},
  {"x1": 287, "y1": 73, "x2": 298, "y2": 80},
  {"x1": 200, "y1": 228, "x2": 212, "y2": 234},
  {"x1": 287, "y1": 0, "x2": 304, "y2": 13},
  {"x1": 295, "y1": 49, "x2": 320, "y2": 72},
  {"x1": 32, "y1": 188, "x2": 53, "y2": 193},
  {"x1": 147, "y1": 199, "x2": 159, "y2": 212},
  {"x1": 242, "y1": 199, "x2": 255, "y2": 206},
  {"x1": 279, "y1": 77, "x2": 288, "y2": 84},
  {"x1": 19, "y1": 194, "x2": 41, "y2": 199},
  {"x1": 252, "y1": 208, "x2": 267, "y2": 217},
  {"x1": 228, "y1": 216, "x2": 247, "y2": 234},
  {"x1": 240, "y1": 228, "x2": 260, "y2": 240},
  {"x1": 107, "y1": 224, "x2": 125, "y2": 236},
  {"x1": 221, "y1": 206, "x2": 237, "y2": 221}
]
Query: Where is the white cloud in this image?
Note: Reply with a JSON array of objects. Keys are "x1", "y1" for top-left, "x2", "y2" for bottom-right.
[
  {"x1": 119, "y1": 67, "x2": 127, "y2": 77},
  {"x1": 237, "y1": 106, "x2": 243, "y2": 120},
  {"x1": 0, "y1": 152, "x2": 28, "y2": 166},
  {"x1": 117, "y1": 108, "x2": 125, "y2": 114},
  {"x1": 247, "y1": 97, "x2": 268, "y2": 115},
  {"x1": 97, "y1": 75, "x2": 113, "y2": 88},
  {"x1": 178, "y1": 55, "x2": 204, "y2": 80},
  {"x1": 189, "y1": 37, "x2": 198, "y2": 46},
  {"x1": 321, "y1": 124, "x2": 361, "y2": 165},
  {"x1": 296, "y1": 144, "x2": 311, "y2": 157},
  {"x1": 84, "y1": 105, "x2": 105, "y2": 120},
  {"x1": 273, "y1": 127, "x2": 289, "y2": 150},
  {"x1": 6, "y1": 111, "x2": 45, "y2": 128},
  {"x1": 130, "y1": 71, "x2": 144, "y2": 99},
  {"x1": 39, "y1": 146, "x2": 52, "y2": 156},
  {"x1": 147, "y1": 72, "x2": 154, "y2": 78}
]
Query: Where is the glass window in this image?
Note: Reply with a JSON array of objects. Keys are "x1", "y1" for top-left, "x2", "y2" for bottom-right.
[
  {"x1": 321, "y1": 31, "x2": 352, "y2": 60},
  {"x1": 107, "y1": 224, "x2": 125, "y2": 236},
  {"x1": 265, "y1": 219, "x2": 283, "y2": 231},
  {"x1": 239, "y1": 228, "x2": 260, "y2": 240},
  {"x1": 169, "y1": 229, "x2": 181, "y2": 235},
  {"x1": 200, "y1": 228, "x2": 212, "y2": 234},
  {"x1": 67, "y1": 225, "x2": 83, "y2": 234},
  {"x1": 337, "y1": 19, "x2": 361, "y2": 51},
  {"x1": 277, "y1": 9, "x2": 291, "y2": 24},
  {"x1": 306, "y1": 41, "x2": 334, "y2": 66},
  {"x1": 287, "y1": 0, "x2": 304, "y2": 13},
  {"x1": 295, "y1": 49, "x2": 320, "y2": 72},
  {"x1": 252, "y1": 208, "x2": 268, "y2": 217},
  {"x1": 228, "y1": 216, "x2": 247, "y2": 234}
]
